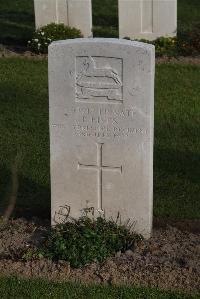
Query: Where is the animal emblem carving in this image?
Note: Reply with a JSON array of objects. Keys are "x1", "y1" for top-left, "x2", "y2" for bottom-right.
[{"x1": 76, "y1": 56, "x2": 123, "y2": 102}]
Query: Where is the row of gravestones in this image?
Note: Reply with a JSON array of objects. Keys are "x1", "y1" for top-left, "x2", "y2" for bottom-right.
[{"x1": 34, "y1": 0, "x2": 177, "y2": 40}]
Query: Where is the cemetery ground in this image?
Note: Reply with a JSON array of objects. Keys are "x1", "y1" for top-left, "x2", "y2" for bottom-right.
[
  {"x1": 0, "y1": 58, "x2": 199, "y2": 298},
  {"x1": 0, "y1": 1, "x2": 200, "y2": 298}
]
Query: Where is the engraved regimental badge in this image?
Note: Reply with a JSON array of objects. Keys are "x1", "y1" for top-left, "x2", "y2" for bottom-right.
[{"x1": 76, "y1": 56, "x2": 123, "y2": 103}]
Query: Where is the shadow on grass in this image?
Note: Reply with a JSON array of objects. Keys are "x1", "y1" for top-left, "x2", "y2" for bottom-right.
[
  {"x1": 154, "y1": 147, "x2": 200, "y2": 185},
  {"x1": 154, "y1": 147, "x2": 200, "y2": 219},
  {"x1": 0, "y1": 164, "x2": 50, "y2": 220},
  {"x1": 0, "y1": 23, "x2": 34, "y2": 45},
  {"x1": 0, "y1": 3, "x2": 34, "y2": 45}
]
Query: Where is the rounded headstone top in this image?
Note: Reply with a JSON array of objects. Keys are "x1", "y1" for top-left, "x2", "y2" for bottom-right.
[{"x1": 49, "y1": 38, "x2": 155, "y2": 51}]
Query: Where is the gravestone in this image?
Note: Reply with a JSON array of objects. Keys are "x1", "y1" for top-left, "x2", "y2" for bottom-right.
[
  {"x1": 119, "y1": 0, "x2": 177, "y2": 40},
  {"x1": 49, "y1": 38, "x2": 155, "y2": 238},
  {"x1": 34, "y1": 0, "x2": 92, "y2": 37}
]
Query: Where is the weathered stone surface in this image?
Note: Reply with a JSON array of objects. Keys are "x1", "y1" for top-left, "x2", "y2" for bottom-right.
[
  {"x1": 49, "y1": 38, "x2": 155, "y2": 238},
  {"x1": 34, "y1": 0, "x2": 92, "y2": 37},
  {"x1": 67, "y1": 0, "x2": 92, "y2": 38},
  {"x1": 34, "y1": 0, "x2": 67, "y2": 28},
  {"x1": 119, "y1": 0, "x2": 177, "y2": 40}
]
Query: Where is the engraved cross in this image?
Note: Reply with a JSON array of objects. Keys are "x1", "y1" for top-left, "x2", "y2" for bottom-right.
[{"x1": 78, "y1": 143, "x2": 122, "y2": 213}]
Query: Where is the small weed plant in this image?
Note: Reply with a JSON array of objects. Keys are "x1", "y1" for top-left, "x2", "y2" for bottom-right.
[
  {"x1": 125, "y1": 36, "x2": 177, "y2": 57},
  {"x1": 28, "y1": 23, "x2": 82, "y2": 54},
  {"x1": 26, "y1": 215, "x2": 141, "y2": 268},
  {"x1": 153, "y1": 36, "x2": 177, "y2": 57}
]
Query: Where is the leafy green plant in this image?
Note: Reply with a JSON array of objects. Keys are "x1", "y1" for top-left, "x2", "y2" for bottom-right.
[
  {"x1": 153, "y1": 37, "x2": 177, "y2": 57},
  {"x1": 35, "y1": 215, "x2": 141, "y2": 268},
  {"x1": 22, "y1": 248, "x2": 44, "y2": 261},
  {"x1": 28, "y1": 23, "x2": 82, "y2": 54},
  {"x1": 130, "y1": 36, "x2": 177, "y2": 57}
]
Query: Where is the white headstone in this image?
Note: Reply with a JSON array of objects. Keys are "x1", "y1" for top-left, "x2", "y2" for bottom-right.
[
  {"x1": 119, "y1": 0, "x2": 177, "y2": 40},
  {"x1": 34, "y1": 0, "x2": 92, "y2": 37},
  {"x1": 49, "y1": 38, "x2": 155, "y2": 238}
]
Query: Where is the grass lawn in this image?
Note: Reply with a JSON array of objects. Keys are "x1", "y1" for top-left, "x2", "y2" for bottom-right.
[
  {"x1": 0, "y1": 0, "x2": 34, "y2": 45},
  {"x1": 0, "y1": 58, "x2": 50, "y2": 218},
  {"x1": 0, "y1": 58, "x2": 199, "y2": 220},
  {"x1": 178, "y1": 0, "x2": 200, "y2": 30},
  {"x1": 0, "y1": 277, "x2": 199, "y2": 299},
  {"x1": 0, "y1": 0, "x2": 200, "y2": 44},
  {"x1": 154, "y1": 63, "x2": 200, "y2": 219}
]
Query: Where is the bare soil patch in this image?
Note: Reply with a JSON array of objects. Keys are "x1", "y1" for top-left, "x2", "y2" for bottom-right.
[
  {"x1": 0, "y1": 45, "x2": 46, "y2": 59},
  {"x1": 0, "y1": 218, "x2": 199, "y2": 293},
  {"x1": 154, "y1": 217, "x2": 200, "y2": 234},
  {"x1": 156, "y1": 56, "x2": 200, "y2": 65}
]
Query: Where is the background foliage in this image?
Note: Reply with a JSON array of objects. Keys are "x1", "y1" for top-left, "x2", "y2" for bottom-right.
[
  {"x1": 28, "y1": 23, "x2": 82, "y2": 54},
  {"x1": 0, "y1": 0, "x2": 200, "y2": 47}
]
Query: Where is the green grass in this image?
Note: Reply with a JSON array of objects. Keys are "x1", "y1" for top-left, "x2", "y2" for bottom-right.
[
  {"x1": 0, "y1": 58, "x2": 50, "y2": 217},
  {"x1": 0, "y1": 58, "x2": 199, "y2": 220},
  {"x1": 154, "y1": 64, "x2": 200, "y2": 218},
  {"x1": 0, "y1": 0, "x2": 200, "y2": 44},
  {"x1": 0, "y1": 0, "x2": 34, "y2": 45},
  {"x1": 178, "y1": 0, "x2": 200, "y2": 31},
  {"x1": 92, "y1": 0, "x2": 118, "y2": 37},
  {"x1": 0, "y1": 277, "x2": 199, "y2": 299}
]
